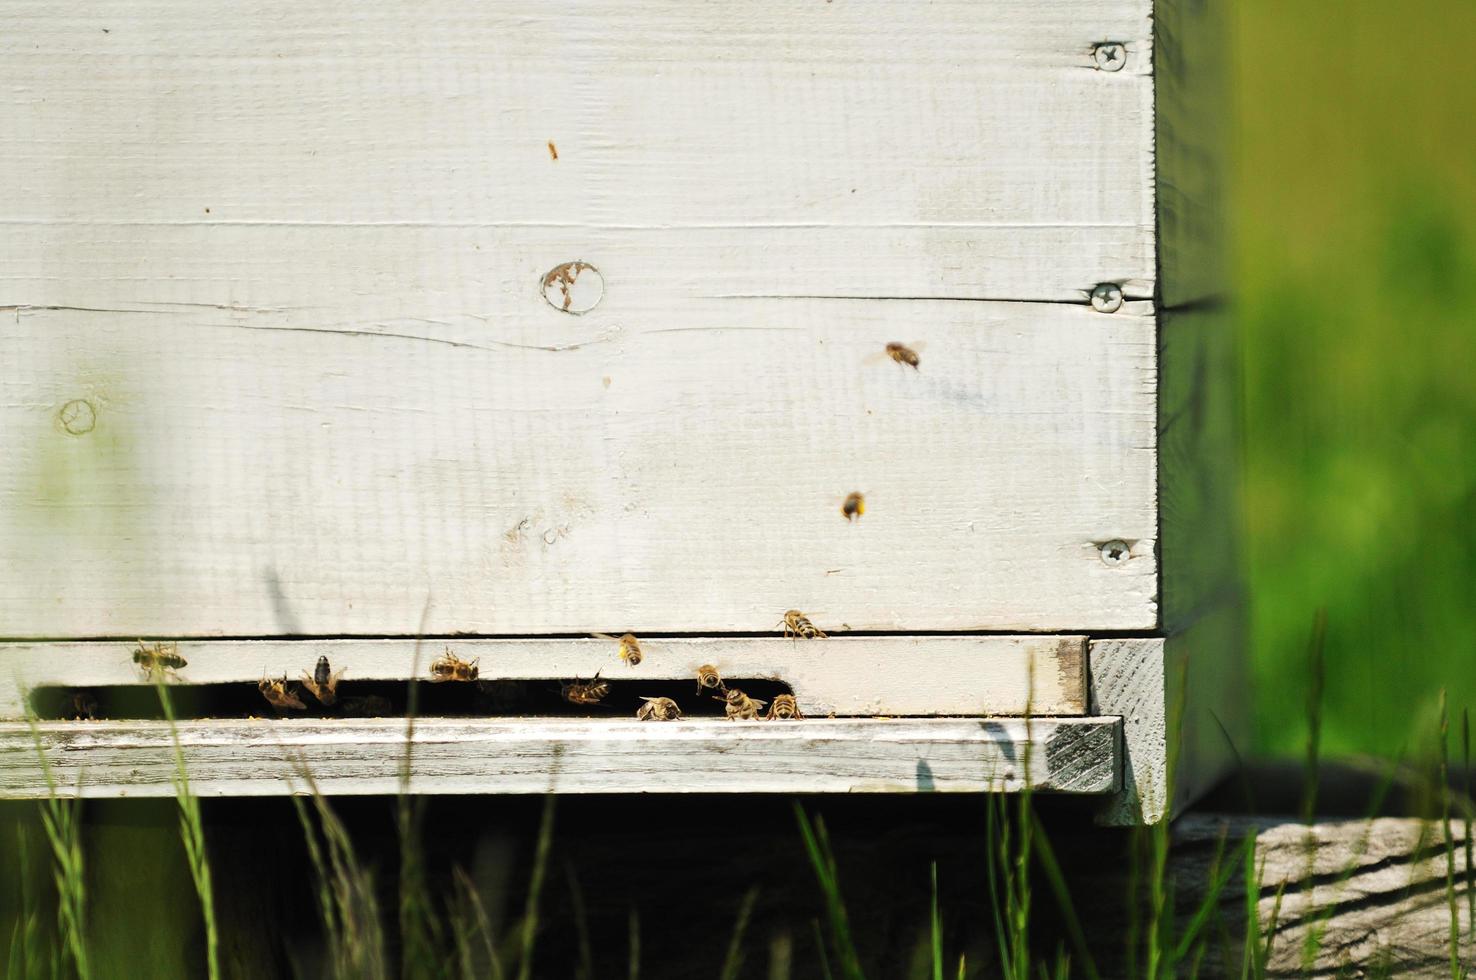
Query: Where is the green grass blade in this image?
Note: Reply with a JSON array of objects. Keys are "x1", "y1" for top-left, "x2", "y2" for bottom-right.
[
  {"x1": 515, "y1": 795, "x2": 557, "y2": 980},
  {"x1": 718, "y1": 885, "x2": 761, "y2": 980},
  {"x1": 563, "y1": 861, "x2": 594, "y2": 980},
  {"x1": 1438, "y1": 692, "x2": 1462, "y2": 979},
  {"x1": 156, "y1": 683, "x2": 219, "y2": 980},
  {"x1": 1026, "y1": 811, "x2": 1100, "y2": 980},
  {"x1": 627, "y1": 907, "x2": 641, "y2": 980},
  {"x1": 792, "y1": 804, "x2": 865, "y2": 980},
  {"x1": 27, "y1": 718, "x2": 88, "y2": 980},
  {"x1": 1463, "y1": 707, "x2": 1473, "y2": 943},
  {"x1": 811, "y1": 919, "x2": 835, "y2": 980},
  {"x1": 1300, "y1": 608, "x2": 1328, "y2": 825},
  {"x1": 930, "y1": 862, "x2": 943, "y2": 980}
]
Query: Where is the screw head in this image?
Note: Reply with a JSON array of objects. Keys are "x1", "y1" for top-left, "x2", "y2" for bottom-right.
[
  {"x1": 1089, "y1": 283, "x2": 1124, "y2": 313},
  {"x1": 1093, "y1": 43, "x2": 1126, "y2": 72},
  {"x1": 1099, "y1": 540, "x2": 1130, "y2": 566}
]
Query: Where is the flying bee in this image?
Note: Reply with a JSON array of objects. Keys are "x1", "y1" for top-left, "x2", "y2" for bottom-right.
[
  {"x1": 593, "y1": 632, "x2": 643, "y2": 667},
  {"x1": 885, "y1": 341, "x2": 921, "y2": 369},
  {"x1": 429, "y1": 648, "x2": 480, "y2": 683},
  {"x1": 779, "y1": 610, "x2": 827, "y2": 640},
  {"x1": 259, "y1": 674, "x2": 306, "y2": 712},
  {"x1": 841, "y1": 492, "x2": 865, "y2": 522},
  {"x1": 718, "y1": 688, "x2": 766, "y2": 721},
  {"x1": 766, "y1": 693, "x2": 803, "y2": 720},
  {"x1": 560, "y1": 672, "x2": 609, "y2": 706},
  {"x1": 865, "y1": 341, "x2": 925, "y2": 370},
  {"x1": 301, "y1": 655, "x2": 345, "y2": 706},
  {"x1": 70, "y1": 691, "x2": 99, "y2": 721},
  {"x1": 695, "y1": 664, "x2": 726, "y2": 695},
  {"x1": 133, "y1": 640, "x2": 187, "y2": 679},
  {"x1": 339, "y1": 694, "x2": 393, "y2": 717},
  {"x1": 635, "y1": 696, "x2": 682, "y2": 721}
]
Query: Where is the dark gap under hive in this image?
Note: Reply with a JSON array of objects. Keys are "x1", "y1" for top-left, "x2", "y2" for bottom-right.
[{"x1": 28, "y1": 677, "x2": 797, "y2": 722}]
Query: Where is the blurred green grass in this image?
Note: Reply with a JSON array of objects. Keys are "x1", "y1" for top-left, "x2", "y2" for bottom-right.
[{"x1": 1235, "y1": 0, "x2": 1476, "y2": 757}]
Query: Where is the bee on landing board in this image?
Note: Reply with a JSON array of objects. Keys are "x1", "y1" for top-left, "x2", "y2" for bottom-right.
[
  {"x1": 593, "y1": 632, "x2": 643, "y2": 667},
  {"x1": 301, "y1": 655, "x2": 345, "y2": 706},
  {"x1": 695, "y1": 664, "x2": 726, "y2": 695},
  {"x1": 133, "y1": 640, "x2": 187, "y2": 679},
  {"x1": 841, "y1": 492, "x2": 865, "y2": 522},
  {"x1": 779, "y1": 610, "x2": 827, "y2": 640},
  {"x1": 635, "y1": 696, "x2": 682, "y2": 721},
  {"x1": 259, "y1": 674, "x2": 306, "y2": 712},
  {"x1": 766, "y1": 693, "x2": 803, "y2": 720},
  {"x1": 560, "y1": 672, "x2": 610, "y2": 706},
  {"x1": 718, "y1": 688, "x2": 766, "y2": 721},
  {"x1": 430, "y1": 648, "x2": 480, "y2": 683}
]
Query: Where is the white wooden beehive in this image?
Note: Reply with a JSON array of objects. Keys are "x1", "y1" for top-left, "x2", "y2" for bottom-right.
[{"x1": 0, "y1": 0, "x2": 1242, "y2": 823}]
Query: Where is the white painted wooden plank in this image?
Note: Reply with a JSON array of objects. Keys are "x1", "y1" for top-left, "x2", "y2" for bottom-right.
[
  {"x1": 0, "y1": 636, "x2": 1089, "y2": 719},
  {"x1": 1, "y1": 300, "x2": 1157, "y2": 636},
  {"x1": 1, "y1": 0, "x2": 1155, "y2": 304},
  {"x1": 0, "y1": 717, "x2": 1121, "y2": 797}
]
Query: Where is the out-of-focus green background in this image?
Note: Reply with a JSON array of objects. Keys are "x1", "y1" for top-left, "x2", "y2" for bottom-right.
[{"x1": 1236, "y1": 1, "x2": 1476, "y2": 758}]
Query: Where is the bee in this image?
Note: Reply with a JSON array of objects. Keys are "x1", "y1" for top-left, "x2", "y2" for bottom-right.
[
  {"x1": 885, "y1": 341, "x2": 921, "y2": 369},
  {"x1": 430, "y1": 648, "x2": 480, "y2": 683},
  {"x1": 593, "y1": 632, "x2": 643, "y2": 667},
  {"x1": 766, "y1": 693, "x2": 804, "y2": 720},
  {"x1": 70, "y1": 692, "x2": 98, "y2": 721},
  {"x1": 635, "y1": 696, "x2": 682, "y2": 721},
  {"x1": 695, "y1": 664, "x2": 726, "y2": 695},
  {"x1": 339, "y1": 695, "x2": 393, "y2": 717},
  {"x1": 259, "y1": 674, "x2": 306, "y2": 712},
  {"x1": 560, "y1": 672, "x2": 609, "y2": 706},
  {"x1": 718, "y1": 688, "x2": 766, "y2": 721},
  {"x1": 133, "y1": 640, "x2": 187, "y2": 679},
  {"x1": 779, "y1": 610, "x2": 827, "y2": 640},
  {"x1": 841, "y1": 492, "x2": 865, "y2": 522},
  {"x1": 301, "y1": 655, "x2": 345, "y2": 706}
]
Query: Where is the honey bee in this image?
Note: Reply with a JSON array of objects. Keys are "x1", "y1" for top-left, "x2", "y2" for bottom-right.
[
  {"x1": 635, "y1": 696, "x2": 682, "y2": 721},
  {"x1": 718, "y1": 688, "x2": 766, "y2": 721},
  {"x1": 301, "y1": 655, "x2": 345, "y2": 706},
  {"x1": 430, "y1": 648, "x2": 480, "y2": 683},
  {"x1": 841, "y1": 492, "x2": 865, "y2": 522},
  {"x1": 70, "y1": 692, "x2": 99, "y2": 721},
  {"x1": 766, "y1": 693, "x2": 804, "y2": 720},
  {"x1": 133, "y1": 640, "x2": 187, "y2": 679},
  {"x1": 339, "y1": 695, "x2": 393, "y2": 717},
  {"x1": 695, "y1": 664, "x2": 726, "y2": 695},
  {"x1": 885, "y1": 341, "x2": 921, "y2": 369},
  {"x1": 593, "y1": 632, "x2": 643, "y2": 667},
  {"x1": 259, "y1": 674, "x2": 306, "y2": 712},
  {"x1": 779, "y1": 610, "x2": 827, "y2": 640},
  {"x1": 560, "y1": 672, "x2": 609, "y2": 706}
]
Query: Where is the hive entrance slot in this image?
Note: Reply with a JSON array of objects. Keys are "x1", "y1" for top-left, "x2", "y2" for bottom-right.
[{"x1": 28, "y1": 678, "x2": 798, "y2": 722}]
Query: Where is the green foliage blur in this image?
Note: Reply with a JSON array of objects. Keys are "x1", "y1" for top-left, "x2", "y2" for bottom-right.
[{"x1": 1236, "y1": 1, "x2": 1476, "y2": 757}]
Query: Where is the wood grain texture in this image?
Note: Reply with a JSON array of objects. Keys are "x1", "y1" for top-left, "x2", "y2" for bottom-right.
[
  {"x1": 1, "y1": 0, "x2": 1154, "y2": 308},
  {"x1": 1174, "y1": 816, "x2": 1475, "y2": 978},
  {"x1": 1089, "y1": 604, "x2": 1247, "y2": 825},
  {"x1": 1155, "y1": 0, "x2": 1230, "y2": 308},
  {"x1": 1159, "y1": 305, "x2": 1244, "y2": 632},
  {"x1": 0, "y1": 717, "x2": 1121, "y2": 798},
  {"x1": 1, "y1": 300, "x2": 1157, "y2": 637},
  {"x1": 0, "y1": 635, "x2": 1091, "y2": 719}
]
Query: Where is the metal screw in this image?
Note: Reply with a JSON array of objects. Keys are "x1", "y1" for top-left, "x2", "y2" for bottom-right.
[
  {"x1": 1099, "y1": 540, "x2": 1130, "y2": 566},
  {"x1": 1089, "y1": 283, "x2": 1124, "y2": 313},
  {"x1": 58, "y1": 399, "x2": 96, "y2": 435},
  {"x1": 1093, "y1": 43, "x2": 1126, "y2": 72}
]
